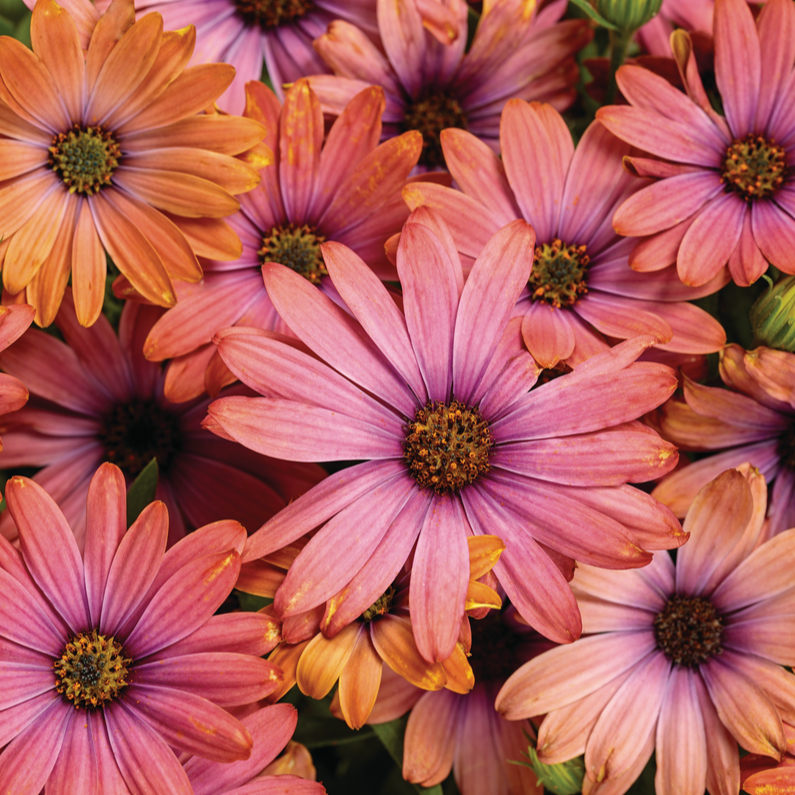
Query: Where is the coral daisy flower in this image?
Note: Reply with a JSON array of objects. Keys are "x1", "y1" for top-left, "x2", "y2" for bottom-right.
[
  {"x1": 597, "y1": 0, "x2": 795, "y2": 288},
  {"x1": 259, "y1": 535, "x2": 504, "y2": 730},
  {"x1": 497, "y1": 465, "x2": 795, "y2": 795},
  {"x1": 308, "y1": 0, "x2": 591, "y2": 169},
  {"x1": 205, "y1": 211, "x2": 685, "y2": 664},
  {"x1": 182, "y1": 703, "x2": 326, "y2": 794},
  {"x1": 742, "y1": 722, "x2": 795, "y2": 795},
  {"x1": 367, "y1": 606, "x2": 551, "y2": 795},
  {"x1": 0, "y1": 462, "x2": 285, "y2": 793},
  {"x1": 0, "y1": 289, "x2": 324, "y2": 547},
  {"x1": 651, "y1": 343, "x2": 795, "y2": 539},
  {"x1": 0, "y1": 303, "x2": 34, "y2": 441},
  {"x1": 0, "y1": 0, "x2": 265, "y2": 327},
  {"x1": 403, "y1": 100, "x2": 727, "y2": 368},
  {"x1": 143, "y1": 79, "x2": 424, "y2": 403}
]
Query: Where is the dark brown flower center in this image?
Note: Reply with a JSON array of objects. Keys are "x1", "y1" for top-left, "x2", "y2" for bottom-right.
[
  {"x1": 402, "y1": 92, "x2": 468, "y2": 169},
  {"x1": 722, "y1": 134, "x2": 787, "y2": 202},
  {"x1": 361, "y1": 585, "x2": 396, "y2": 622},
  {"x1": 99, "y1": 400, "x2": 181, "y2": 478},
  {"x1": 654, "y1": 595, "x2": 723, "y2": 667},
  {"x1": 233, "y1": 0, "x2": 313, "y2": 28},
  {"x1": 468, "y1": 611, "x2": 521, "y2": 683},
  {"x1": 530, "y1": 240, "x2": 589, "y2": 308},
  {"x1": 259, "y1": 223, "x2": 327, "y2": 284},
  {"x1": 54, "y1": 630, "x2": 132, "y2": 709},
  {"x1": 778, "y1": 423, "x2": 795, "y2": 470},
  {"x1": 404, "y1": 401, "x2": 492, "y2": 494},
  {"x1": 49, "y1": 125, "x2": 121, "y2": 196}
]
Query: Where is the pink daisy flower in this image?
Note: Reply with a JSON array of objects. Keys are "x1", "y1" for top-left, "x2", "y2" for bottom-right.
[
  {"x1": 0, "y1": 462, "x2": 284, "y2": 793},
  {"x1": 366, "y1": 607, "x2": 552, "y2": 795},
  {"x1": 0, "y1": 304, "x2": 34, "y2": 441},
  {"x1": 308, "y1": 0, "x2": 591, "y2": 169},
  {"x1": 182, "y1": 703, "x2": 326, "y2": 794},
  {"x1": 651, "y1": 343, "x2": 795, "y2": 539},
  {"x1": 497, "y1": 465, "x2": 795, "y2": 795},
  {"x1": 205, "y1": 211, "x2": 685, "y2": 664},
  {"x1": 143, "y1": 79, "x2": 424, "y2": 403},
  {"x1": 0, "y1": 289, "x2": 324, "y2": 547},
  {"x1": 597, "y1": 0, "x2": 795, "y2": 288},
  {"x1": 403, "y1": 99, "x2": 727, "y2": 369}
]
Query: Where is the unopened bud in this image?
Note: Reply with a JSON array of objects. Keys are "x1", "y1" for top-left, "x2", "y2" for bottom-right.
[
  {"x1": 595, "y1": 0, "x2": 663, "y2": 30},
  {"x1": 751, "y1": 275, "x2": 795, "y2": 352},
  {"x1": 523, "y1": 746, "x2": 585, "y2": 795}
]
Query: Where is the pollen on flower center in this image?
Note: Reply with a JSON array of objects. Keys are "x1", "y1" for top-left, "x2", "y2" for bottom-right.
[
  {"x1": 468, "y1": 611, "x2": 520, "y2": 683},
  {"x1": 49, "y1": 125, "x2": 121, "y2": 196},
  {"x1": 99, "y1": 401, "x2": 181, "y2": 477},
  {"x1": 360, "y1": 585, "x2": 396, "y2": 622},
  {"x1": 233, "y1": 0, "x2": 313, "y2": 28},
  {"x1": 259, "y1": 223, "x2": 328, "y2": 284},
  {"x1": 529, "y1": 240, "x2": 589, "y2": 309},
  {"x1": 653, "y1": 594, "x2": 723, "y2": 667},
  {"x1": 54, "y1": 630, "x2": 132, "y2": 709},
  {"x1": 722, "y1": 133, "x2": 787, "y2": 202},
  {"x1": 402, "y1": 92, "x2": 468, "y2": 169},
  {"x1": 404, "y1": 400, "x2": 493, "y2": 494}
]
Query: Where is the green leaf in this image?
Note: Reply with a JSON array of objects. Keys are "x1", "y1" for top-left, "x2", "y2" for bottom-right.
[
  {"x1": 0, "y1": 15, "x2": 15, "y2": 37},
  {"x1": 13, "y1": 10, "x2": 30, "y2": 47},
  {"x1": 126, "y1": 458, "x2": 159, "y2": 527},
  {"x1": 372, "y1": 718, "x2": 443, "y2": 795},
  {"x1": 236, "y1": 592, "x2": 272, "y2": 612},
  {"x1": 566, "y1": 0, "x2": 619, "y2": 29}
]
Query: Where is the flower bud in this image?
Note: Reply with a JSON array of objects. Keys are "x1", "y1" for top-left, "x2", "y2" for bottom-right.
[
  {"x1": 525, "y1": 747, "x2": 585, "y2": 795},
  {"x1": 594, "y1": 0, "x2": 663, "y2": 30},
  {"x1": 751, "y1": 275, "x2": 795, "y2": 353}
]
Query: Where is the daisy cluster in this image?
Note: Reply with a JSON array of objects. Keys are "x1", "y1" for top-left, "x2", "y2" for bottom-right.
[{"x1": 2, "y1": 0, "x2": 795, "y2": 793}]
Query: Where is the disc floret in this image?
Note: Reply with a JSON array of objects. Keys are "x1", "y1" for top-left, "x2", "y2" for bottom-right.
[
  {"x1": 259, "y1": 223, "x2": 328, "y2": 284},
  {"x1": 233, "y1": 0, "x2": 313, "y2": 28},
  {"x1": 49, "y1": 125, "x2": 121, "y2": 196},
  {"x1": 361, "y1": 586, "x2": 396, "y2": 622},
  {"x1": 529, "y1": 240, "x2": 589, "y2": 308},
  {"x1": 722, "y1": 134, "x2": 787, "y2": 202},
  {"x1": 403, "y1": 92, "x2": 468, "y2": 169},
  {"x1": 653, "y1": 595, "x2": 724, "y2": 668}
]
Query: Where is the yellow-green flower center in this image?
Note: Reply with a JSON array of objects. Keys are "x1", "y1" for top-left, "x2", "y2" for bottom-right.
[
  {"x1": 54, "y1": 630, "x2": 132, "y2": 709},
  {"x1": 403, "y1": 92, "x2": 468, "y2": 169},
  {"x1": 259, "y1": 223, "x2": 327, "y2": 284},
  {"x1": 722, "y1": 134, "x2": 787, "y2": 202},
  {"x1": 234, "y1": 0, "x2": 313, "y2": 28},
  {"x1": 653, "y1": 595, "x2": 723, "y2": 668},
  {"x1": 49, "y1": 125, "x2": 121, "y2": 196},
  {"x1": 529, "y1": 240, "x2": 589, "y2": 308},
  {"x1": 361, "y1": 585, "x2": 396, "y2": 622},
  {"x1": 404, "y1": 401, "x2": 493, "y2": 494}
]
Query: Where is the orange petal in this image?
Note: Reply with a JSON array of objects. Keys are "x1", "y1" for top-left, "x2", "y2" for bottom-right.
[
  {"x1": 113, "y1": 167, "x2": 239, "y2": 218},
  {"x1": 124, "y1": 147, "x2": 261, "y2": 196},
  {"x1": 338, "y1": 631, "x2": 383, "y2": 729},
  {"x1": 26, "y1": 192, "x2": 78, "y2": 327},
  {"x1": 118, "y1": 63, "x2": 236, "y2": 135},
  {"x1": 465, "y1": 580, "x2": 502, "y2": 612},
  {"x1": 88, "y1": 189, "x2": 176, "y2": 307},
  {"x1": 0, "y1": 170, "x2": 60, "y2": 238},
  {"x1": 162, "y1": 213, "x2": 242, "y2": 261},
  {"x1": 86, "y1": 0, "x2": 135, "y2": 94},
  {"x1": 106, "y1": 27, "x2": 196, "y2": 129},
  {"x1": 205, "y1": 349, "x2": 236, "y2": 398},
  {"x1": 468, "y1": 535, "x2": 506, "y2": 581},
  {"x1": 296, "y1": 623, "x2": 362, "y2": 699},
  {"x1": 163, "y1": 346, "x2": 215, "y2": 403},
  {"x1": 71, "y1": 200, "x2": 106, "y2": 326},
  {"x1": 371, "y1": 616, "x2": 448, "y2": 691},
  {"x1": 266, "y1": 640, "x2": 310, "y2": 703},
  {"x1": 441, "y1": 644, "x2": 474, "y2": 695},
  {"x1": 122, "y1": 115, "x2": 266, "y2": 156},
  {"x1": 100, "y1": 187, "x2": 201, "y2": 282},
  {"x1": 86, "y1": 12, "x2": 163, "y2": 126},
  {"x1": 0, "y1": 37, "x2": 70, "y2": 132},
  {"x1": 0, "y1": 141, "x2": 48, "y2": 181},
  {"x1": 234, "y1": 559, "x2": 285, "y2": 599},
  {"x1": 244, "y1": 81, "x2": 282, "y2": 150},
  {"x1": 4, "y1": 187, "x2": 70, "y2": 294},
  {"x1": 30, "y1": 0, "x2": 86, "y2": 123}
]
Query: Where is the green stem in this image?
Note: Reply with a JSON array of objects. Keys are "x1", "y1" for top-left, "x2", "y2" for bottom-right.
[{"x1": 605, "y1": 28, "x2": 633, "y2": 105}]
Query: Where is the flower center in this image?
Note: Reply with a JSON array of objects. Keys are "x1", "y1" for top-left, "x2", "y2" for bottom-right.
[
  {"x1": 529, "y1": 240, "x2": 589, "y2": 308},
  {"x1": 402, "y1": 92, "x2": 468, "y2": 169},
  {"x1": 778, "y1": 423, "x2": 795, "y2": 470},
  {"x1": 403, "y1": 400, "x2": 492, "y2": 494},
  {"x1": 54, "y1": 630, "x2": 132, "y2": 709},
  {"x1": 49, "y1": 125, "x2": 121, "y2": 196},
  {"x1": 233, "y1": 0, "x2": 313, "y2": 28},
  {"x1": 259, "y1": 223, "x2": 327, "y2": 284},
  {"x1": 468, "y1": 611, "x2": 521, "y2": 683},
  {"x1": 653, "y1": 595, "x2": 723, "y2": 667},
  {"x1": 360, "y1": 585, "x2": 396, "y2": 622},
  {"x1": 99, "y1": 400, "x2": 181, "y2": 478},
  {"x1": 722, "y1": 134, "x2": 787, "y2": 202}
]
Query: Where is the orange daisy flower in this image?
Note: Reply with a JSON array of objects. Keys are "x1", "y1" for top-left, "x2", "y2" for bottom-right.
[{"x1": 0, "y1": 0, "x2": 266, "y2": 327}]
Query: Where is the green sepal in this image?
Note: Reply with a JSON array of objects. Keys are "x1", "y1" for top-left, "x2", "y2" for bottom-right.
[
  {"x1": 519, "y1": 746, "x2": 585, "y2": 795},
  {"x1": 751, "y1": 273, "x2": 795, "y2": 352},
  {"x1": 126, "y1": 458, "x2": 159, "y2": 527},
  {"x1": 566, "y1": 0, "x2": 619, "y2": 30}
]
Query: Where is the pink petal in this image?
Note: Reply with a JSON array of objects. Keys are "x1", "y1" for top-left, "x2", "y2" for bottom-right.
[
  {"x1": 403, "y1": 690, "x2": 460, "y2": 786},
  {"x1": 454, "y1": 687, "x2": 508, "y2": 794},
  {"x1": 453, "y1": 219, "x2": 535, "y2": 404},
  {"x1": 754, "y1": 0, "x2": 795, "y2": 132},
  {"x1": 520, "y1": 302, "x2": 575, "y2": 369},
  {"x1": 377, "y1": 0, "x2": 425, "y2": 97},
  {"x1": 410, "y1": 495, "x2": 470, "y2": 662},
  {"x1": 46, "y1": 708, "x2": 97, "y2": 795},
  {"x1": 728, "y1": 207, "x2": 768, "y2": 286},
  {"x1": 752, "y1": 199, "x2": 795, "y2": 274},
  {"x1": 637, "y1": 300, "x2": 727, "y2": 354},
  {"x1": 575, "y1": 292, "x2": 673, "y2": 344},
  {"x1": 477, "y1": 348, "x2": 540, "y2": 420}
]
